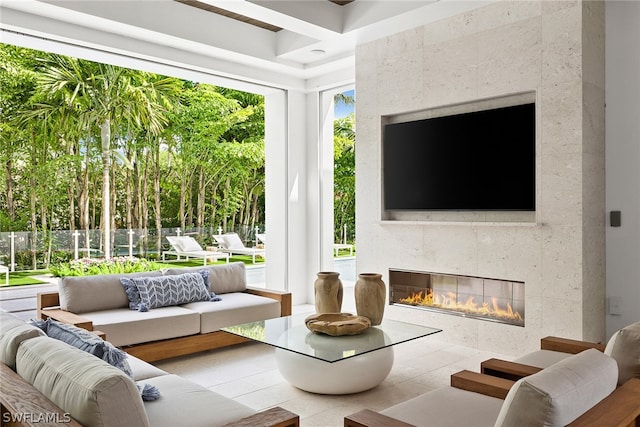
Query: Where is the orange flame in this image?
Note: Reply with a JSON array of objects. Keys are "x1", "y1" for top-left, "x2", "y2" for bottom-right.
[{"x1": 399, "y1": 289, "x2": 523, "y2": 324}]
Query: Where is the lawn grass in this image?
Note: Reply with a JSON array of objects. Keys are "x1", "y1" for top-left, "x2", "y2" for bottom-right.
[{"x1": 1, "y1": 271, "x2": 47, "y2": 287}]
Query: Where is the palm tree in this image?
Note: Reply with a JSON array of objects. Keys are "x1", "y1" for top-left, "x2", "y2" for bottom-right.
[{"x1": 35, "y1": 55, "x2": 178, "y2": 257}]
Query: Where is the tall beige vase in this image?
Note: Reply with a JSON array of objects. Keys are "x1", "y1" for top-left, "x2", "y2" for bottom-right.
[
  {"x1": 314, "y1": 272, "x2": 343, "y2": 313},
  {"x1": 355, "y1": 273, "x2": 386, "y2": 325}
]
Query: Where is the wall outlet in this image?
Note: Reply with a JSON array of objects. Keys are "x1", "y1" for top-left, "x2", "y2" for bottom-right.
[{"x1": 608, "y1": 296, "x2": 622, "y2": 315}]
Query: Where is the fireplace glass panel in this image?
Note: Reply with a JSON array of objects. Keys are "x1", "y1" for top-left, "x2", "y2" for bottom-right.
[{"x1": 389, "y1": 269, "x2": 525, "y2": 327}]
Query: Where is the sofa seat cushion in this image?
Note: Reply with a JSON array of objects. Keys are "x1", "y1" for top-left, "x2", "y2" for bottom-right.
[
  {"x1": 0, "y1": 311, "x2": 45, "y2": 370},
  {"x1": 182, "y1": 292, "x2": 281, "y2": 334},
  {"x1": 59, "y1": 270, "x2": 163, "y2": 313},
  {"x1": 127, "y1": 354, "x2": 169, "y2": 381},
  {"x1": 17, "y1": 336, "x2": 149, "y2": 427},
  {"x1": 381, "y1": 386, "x2": 503, "y2": 427},
  {"x1": 495, "y1": 349, "x2": 618, "y2": 427},
  {"x1": 143, "y1": 374, "x2": 255, "y2": 427},
  {"x1": 164, "y1": 262, "x2": 247, "y2": 294},
  {"x1": 513, "y1": 349, "x2": 572, "y2": 368},
  {"x1": 81, "y1": 306, "x2": 200, "y2": 347}
]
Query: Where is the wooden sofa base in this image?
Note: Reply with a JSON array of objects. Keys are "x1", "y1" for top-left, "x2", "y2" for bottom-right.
[
  {"x1": 37, "y1": 286, "x2": 292, "y2": 362},
  {"x1": 480, "y1": 358, "x2": 543, "y2": 381},
  {"x1": 123, "y1": 331, "x2": 252, "y2": 362},
  {"x1": 2, "y1": 361, "x2": 298, "y2": 427}
]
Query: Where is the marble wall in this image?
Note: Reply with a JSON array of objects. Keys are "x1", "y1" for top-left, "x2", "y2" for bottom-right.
[{"x1": 355, "y1": 1, "x2": 605, "y2": 355}]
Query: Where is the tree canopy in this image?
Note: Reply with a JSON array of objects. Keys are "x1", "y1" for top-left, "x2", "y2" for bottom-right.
[{"x1": 0, "y1": 43, "x2": 356, "y2": 268}]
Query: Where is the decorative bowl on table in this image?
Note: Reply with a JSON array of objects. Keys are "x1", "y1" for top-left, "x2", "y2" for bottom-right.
[{"x1": 304, "y1": 313, "x2": 371, "y2": 336}]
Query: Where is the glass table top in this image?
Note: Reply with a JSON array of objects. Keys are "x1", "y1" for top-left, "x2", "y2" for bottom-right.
[{"x1": 222, "y1": 314, "x2": 442, "y2": 363}]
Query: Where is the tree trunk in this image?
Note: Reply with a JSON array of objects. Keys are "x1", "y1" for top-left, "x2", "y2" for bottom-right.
[
  {"x1": 210, "y1": 182, "x2": 219, "y2": 231},
  {"x1": 153, "y1": 141, "x2": 162, "y2": 256},
  {"x1": 78, "y1": 146, "x2": 89, "y2": 231},
  {"x1": 29, "y1": 184, "x2": 37, "y2": 268},
  {"x1": 186, "y1": 179, "x2": 193, "y2": 228},
  {"x1": 125, "y1": 147, "x2": 133, "y2": 231},
  {"x1": 141, "y1": 149, "x2": 150, "y2": 232},
  {"x1": 132, "y1": 148, "x2": 142, "y2": 230},
  {"x1": 180, "y1": 176, "x2": 187, "y2": 231},
  {"x1": 197, "y1": 167, "x2": 205, "y2": 228},
  {"x1": 101, "y1": 119, "x2": 111, "y2": 258},
  {"x1": 110, "y1": 164, "x2": 116, "y2": 255},
  {"x1": 5, "y1": 159, "x2": 15, "y2": 226},
  {"x1": 29, "y1": 134, "x2": 38, "y2": 269}
]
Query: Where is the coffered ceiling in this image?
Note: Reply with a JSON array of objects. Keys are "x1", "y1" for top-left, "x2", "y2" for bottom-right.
[{"x1": 0, "y1": 0, "x2": 492, "y2": 89}]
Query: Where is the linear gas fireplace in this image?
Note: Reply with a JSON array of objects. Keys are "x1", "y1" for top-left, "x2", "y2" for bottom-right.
[{"x1": 389, "y1": 269, "x2": 525, "y2": 327}]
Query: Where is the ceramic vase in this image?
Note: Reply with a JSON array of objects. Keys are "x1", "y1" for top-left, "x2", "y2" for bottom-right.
[
  {"x1": 314, "y1": 272, "x2": 343, "y2": 313},
  {"x1": 354, "y1": 273, "x2": 386, "y2": 325}
]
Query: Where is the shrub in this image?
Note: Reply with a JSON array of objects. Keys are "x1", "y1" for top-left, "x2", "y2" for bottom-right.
[{"x1": 50, "y1": 257, "x2": 165, "y2": 277}]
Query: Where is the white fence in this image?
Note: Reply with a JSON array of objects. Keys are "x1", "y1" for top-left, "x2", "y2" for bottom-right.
[{"x1": 0, "y1": 226, "x2": 263, "y2": 272}]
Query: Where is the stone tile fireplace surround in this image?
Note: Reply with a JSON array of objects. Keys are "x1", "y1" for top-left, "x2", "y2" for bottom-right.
[{"x1": 355, "y1": 1, "x2": 605, "y2": 356}]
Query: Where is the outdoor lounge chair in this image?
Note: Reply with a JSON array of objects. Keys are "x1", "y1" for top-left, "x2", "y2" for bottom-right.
[
  {"x1": 215, "y1": 232, "x2": 265, "y2": 264},
  {"x1": 162, "y1": 236, "x2": 230, "y2": 265}
]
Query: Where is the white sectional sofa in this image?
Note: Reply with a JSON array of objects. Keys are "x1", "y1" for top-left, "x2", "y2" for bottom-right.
[
  {"x1": 37, "y1": 262, "x2": 291, "y2": 361},
  {"x1": 0, "y1": 311, "x2": 299, "y2": 427}
]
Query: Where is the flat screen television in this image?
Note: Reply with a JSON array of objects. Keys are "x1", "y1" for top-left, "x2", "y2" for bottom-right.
[{"x1": 383, "y1": 103, "x2": 536, "y2": 211}]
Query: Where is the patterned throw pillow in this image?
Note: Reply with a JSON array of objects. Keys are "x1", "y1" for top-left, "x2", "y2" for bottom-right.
[
  {"x1": 35, "y1": 319, "x2": 133, "y2": 376},
  {"x1": 33, "y1": 319, "x2": 160, "y2": 401},
  {"x1": 132, "y1": 270, "x2": 220, "y2": 311},
  {"x1": 120, "y1": 277, "x2": 144, "y2": 310},
  {"x1": 121, "y1": 270, "x2": 221, "y2": 312}
]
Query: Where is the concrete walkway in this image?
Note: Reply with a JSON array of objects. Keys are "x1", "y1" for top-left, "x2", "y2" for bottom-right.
[{"x1": 0, "y1": 280, "x2": 57, "y2": 321}]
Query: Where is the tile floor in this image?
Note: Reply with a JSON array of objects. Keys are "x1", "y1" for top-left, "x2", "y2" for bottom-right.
[
  {"x1": 154, "y1": 285, "x2": 511, "y2": 426},
  {"x1": 1, "y1": 282, "x2": 511, "y2": 427}
]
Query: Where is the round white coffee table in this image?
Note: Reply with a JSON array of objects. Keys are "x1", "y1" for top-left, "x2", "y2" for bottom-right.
[
  {"x1": 275, "y1": 345, "x2": 394, "y2": 394},
  {"x1": 222, "y1": 315, "x2": 442, "y2": 395}
]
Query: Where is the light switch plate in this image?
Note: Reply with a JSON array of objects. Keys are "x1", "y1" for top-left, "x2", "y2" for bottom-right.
[{"x1": 609, "y1": 296, "x2": 622, "y2": 315}]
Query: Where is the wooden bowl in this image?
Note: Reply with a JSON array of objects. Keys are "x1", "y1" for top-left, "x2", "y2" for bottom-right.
[{"x1": 304, "y1": 313, "x2": 371, "y2": 336}]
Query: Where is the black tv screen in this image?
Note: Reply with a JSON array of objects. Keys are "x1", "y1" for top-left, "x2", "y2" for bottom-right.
[{"x1": 383, "y1": 103, "x2": 536, "y2": 211}]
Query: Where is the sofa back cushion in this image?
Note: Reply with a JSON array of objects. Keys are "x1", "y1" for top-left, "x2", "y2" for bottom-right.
[
  {"x1": 59, "y1": 270, "x2": 163, "y2": 313},
  {"x1": 605, "y1": 320, "x2": 640, "y2": 385},
  {"x1": 17, "y1": 337, "x2": 149, "y2": 427},
  {"x1": 494, "y1": 349, "x2": 618, "y2": 427},
  {"x1": 164, "y1": 261, "x2": 247, "y2": 294},
  {"x1": 0, "y1": 311, "x2": 45, "y2": 370}
]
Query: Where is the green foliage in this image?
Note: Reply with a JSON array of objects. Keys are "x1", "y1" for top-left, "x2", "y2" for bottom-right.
[
  {"x1": 50, "y1": 256, "x2": 165, "y2": 277},
  {"x1": 1, "y1": 42, "x2": 356, "y2": 258},
  {"x1": 334, "y1": 113, "x2": 356, "y2": 244},
  {"x1": 223, "y1": 321, "x2": 266, "y2": 340},
  {"x1": 0, "y1": 42, "x2": 266, "y2": 238}
]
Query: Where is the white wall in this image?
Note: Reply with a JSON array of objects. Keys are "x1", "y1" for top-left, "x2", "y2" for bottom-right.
[
  {"x1": 605, "y1": 1, "x2": 640, "y2": 337},
  {"x1": 355, "y1": 1, "x2": 606, "y2": 355}
]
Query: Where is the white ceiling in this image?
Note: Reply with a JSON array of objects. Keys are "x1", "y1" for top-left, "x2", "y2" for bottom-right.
[{"x1": 0, "y1": 0, "x2": 492, "y2": 91}]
